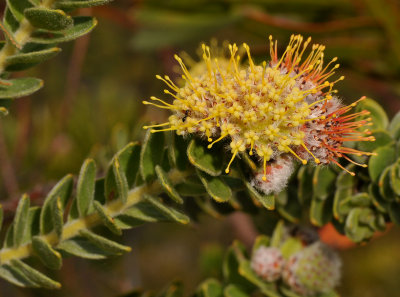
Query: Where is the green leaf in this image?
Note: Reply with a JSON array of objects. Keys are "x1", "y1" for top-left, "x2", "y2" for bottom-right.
[
  {"x1": 378, "y1": 166, "x2": 396, "y2": 200},
  {"x1": 224, "y1": 284, "x2": 249, "y2": 297},
  {"x1": 187, "y1": 138, "x2": 223, "y2": 176},
  {"x1": 56, "y1": 0, "x2": 113, "y2": 9},
  {"x1": 390, "y1": 162, "x2": 400, "y2": 196},
  {"x1": 40, "y1": 174, "x2": 73, "y2": 235},
  {"x1": 6, "y1": 0, "x2": 33, "y2": 22},
  {"x1": 3, "y1": 7, "x2": 20, "y2": 33},
  {"x1": 369, "y1": 183, "x2": 389, "y2": 213},
  {"x1": 20, "y1": 207, "x2": 41, "y2": 246},
  {"x1": 313, "y1": 166, "x2": 336, "y2": 200},
  {"x1": 25, "y1": 8, "x2": 73, "y2": 31},
  {"x1": 140, "y1": 130, "x2": 165, "y2": 182},
  {"x1": 244, "y1": 181, "x2": 274, "y2": 210},
  {"x1": 155, "y1": 165, "x2": 183, "y2": 204},
  {"x1": 270, "y1": 220, "x2": 285, "y2": 248},
  {"x1": 297, "y1": 166, "x2": 314, "y2": 204},
  {"x1": 168, "y1": 133, "x2": 189, "y2": 171},
  {"x1": 30, "y1": 16, "x2": 97, "y2": 44},
  {"x1": 333, "y1": 187, "x2": 352, "y2": 222},
  {"x1": 10, "y1": 259, "x2": 61, "y2": 289},
  {"x1": 52, "y1": 197, "x2": 64, "y2": 239},
  {"x1": 5, "y1": 47, "x2": 61, "y2": 71},
  {"x1": 389, "y1": 111, "x2": 400, "y2": 140},
  {"x1": 0, "y1": 77, "x2": 43, "y2": 99},
  {"x1": 79, "y1": 229, "x2": 131, "y2": 254},
  {"x1": 368, "y1": 145, "x2": 396, "y2": 182},
  {"x1": 13, "y1": 194, "x2": 30, "y2": 247},
  {"x1": 57, "y1": 237, "x2": 113, "y2": 259},
  {"x1": 388, "y1": 202, "x2": 400, "y2": 225},
  {"x1": 31, "y1": 236, "x2": 62, "y2": 270},
  {"x1": 175, "y1": 181, "x2": 207, "y2": 197},
  {"x1": 310, "y1": 196, "x2": 333, "y2": 227},
  {"x1": 93, "y1": 201, "x2": 122, "y2": 235},
  {"x1": 112, "y1": 157, "x2": 129, "y2": 203},
  {"x1": 345, "y1": 208, "x2": 374, "y2": 243},
  {"x1": 197, "y1": 279, "x2": 223, "y2": 297},
  {"x1": 143, "y1": 195, "x2": 189, "y2": 224},
  {"x1": 77, "y1": 159, "x2": 96, "y2": 217},
  {"x1": 116, "y1": 142, "x2": 141, "y2": 188},
  {"x1": 355, "y1": 97, "x2": 388, "y2": 130},
  {"x1": 0, "y1": 265, "x2": 38, "y2": 288},
  {"x1": 197, "y1": 170, "x2": 232, "y2": 203}
]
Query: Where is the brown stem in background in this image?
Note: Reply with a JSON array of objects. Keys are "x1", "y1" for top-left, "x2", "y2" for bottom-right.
[
  {"x1": 242, "y1": 6, "x2": 378, "y2": 33},
  {"x1": 0, "y1": 123, "x2": 19, "y2": 199},
  {"x1": 60, "y1": 8, "x2": 92, "y2": 127},
  {"x1": 228, "y1": 212, "x2": 259, "y2": 248}
]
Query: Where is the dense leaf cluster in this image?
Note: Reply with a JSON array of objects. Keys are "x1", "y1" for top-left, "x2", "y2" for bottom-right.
[{"x1": 0, "y1": 0, "x2": 113, "y2": 109}]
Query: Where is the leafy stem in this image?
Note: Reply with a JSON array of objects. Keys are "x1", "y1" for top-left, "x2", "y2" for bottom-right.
[{"x1": 0, "y1": 168, "x2": 192, "y2": 265}]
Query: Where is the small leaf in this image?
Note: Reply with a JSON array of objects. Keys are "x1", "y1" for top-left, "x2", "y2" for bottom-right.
[
  {"x1": 0, "y1": 265, "x2": 38, "y2": 288},
  {"x1": 5, "y1": 47, "x2": 61, "y2": 71},
  {"x1": 175, "y1": 182, "x2": 207, "y2": 197},
  {"x1": 270, "y1": 220, "x2": 285, "y2": 248},
  {"x1": 187, "y1": 138, "x2": 223, "y2": 176},
  {"x1": 197, "y1": 170, "x2": 232, "y2": 203},
  {"x1": 140, "y1": 130, "x2": 165, "y2": 182},
  {"x1": 197, "y1": 279, "x2": 223, "y2": 297},
  {"x1": 345, "y1": 208, "x2": 374, "y2": 243},
  {"x1": 310, "y1": 196, "x2": 333, "y2": 227},
  {"x1": 143, "y1": 195, "x2": 190, "y2": 224},
  {"x1": 355, "y1": 97, "x2": 388, "y2": 130},
  {"x1": 31, "y1": 236, "x2": 62, "y2": 270},
  {"x1": 116, "y1": 142, "x2": 141, "y2": 188},
  {"x1": 224, "y1": 284, "x2": 248, "y2": 297},
  {"x1": 244, "y1": 181, "x2": 274, "y2": 210},
  {"x1": 57, "y1": 237, "x2": 112, "y2": 259},
  {"x1": 24, "y1": 8, "x2": 73, "y2": 31},
  {"x1": 389, "y1": 111, "x2": 400, "y2": 140},
  {"x1": 6, "y1": 0, "x2": 33, "y2": 22},
  {"x1": 369, "y1": 183, "x2": 389, "y2": 213},
  {"x1": 77, "y1": 159, "x2": 96, "y2": 217},
  {"x1": 333, "y1": 187, "x2": 352, "y2": 222},
  {"x1": 155, "y1": 165, "x2": 183, "y2": 204},
  {"x1": 112, "y1": 158, "x2": 129, "y2": 203},
  {"x1": 30, "y1": 16, "x2": 97, "y2": 44},
  {"x1": 168, "y1": 133, "x2": 189, "y2": 171},
  {"x1": 0, "y1": 77, "x2": 43, "y2": 99},
  {"x1": 93, "y1": 201, "x2": 122, "y2": 235},
  {"x1": 378, "y1": 166, "x2": 396, "y2": 200},
  {"x1": 56, "y1": 0, "x2": 113, "y2": 9},
  {"x1": 313, "y1": 166, "x2": 336, "y2": 200},
  {"x1": 10, "y1": 259, "x2": 61, "y2": 289},
  {"x1": 388, "y1": 202, "x2": 400, "y2": 225},
  {"x1": 40, "y1": 174, "x2": 73, "y2": 235},
  {"x1": 79, "y1": 229, "x2": 131, "y2": 254},
  {"x1": 52, "y1": 197, "x2": 64, "y2": 239},
  {"x1": 368, "y1": 145, "x2": 396, "y2": 182},
  {"x1": 390, "y1": 162, "x2": 400, "y2": 196},
  {"x1": 13, "y1": 194, "x2": 30, "y2": 247}
]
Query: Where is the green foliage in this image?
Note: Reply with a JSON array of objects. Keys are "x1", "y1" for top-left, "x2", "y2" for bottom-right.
[
  {"x1": 0, "y1": 97, "x2": 397, "y2": 289},
  {"x1": 0, "y1": 0, "x2": 113, "y2": 108}
]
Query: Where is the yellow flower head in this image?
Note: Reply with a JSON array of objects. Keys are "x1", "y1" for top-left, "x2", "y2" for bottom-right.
[{"x1": 143, "y1": 35, "x2": 375, "y2": 180}]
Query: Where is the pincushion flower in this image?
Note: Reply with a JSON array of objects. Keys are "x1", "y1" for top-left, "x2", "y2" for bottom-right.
[{"x1": 143, "y1": 35, "x2": 375, "y2": 190}]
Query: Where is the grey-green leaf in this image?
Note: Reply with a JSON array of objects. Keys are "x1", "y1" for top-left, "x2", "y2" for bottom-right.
[
  {"x1": 0, "y1": 77, "x2": 43, "y2": 99},
  {"x1": 56, "y1": 0, "x2": 113, "y2": 9},
  {"x1": 79, "y1": 229, "x2": 131, "y2": 254},
  {"x1": 245, "y1": 182, "x2": 274, "y2": 210},
  {"x1": 77, "y1": 159, "x2": 96, "y2": 217},
  {"x1": 10, "y1": 259, "x2": 61, "y2": 289},
  {"x1": 31, "y1": 236, "x2": 62, "y2": 270},
  {"x1": 187, "y1": 138, "x2": 223, "y2": 176},
  {"x1": 155, "y1": 165, "x2": 183, "y2": 204},
  {"x1": 24, "y1": 8, "x2": 73, "y2": 31},
  {"x1": 5, "y1": 47, "x2": 61, "y2": 71},
  {"x1": 93, "y1": 201, "x2": 122, "y2": 235},
  {"x1": 40, "y1": 174, "x2": 73, "y2": 235},
  {"x1": 140, "y1": 130, "x2": 165, "y2": 182},
  {"x1": 30, "y1": 16, "x2": 97, "y2": 44},
  {"x1": 197, "y1": 170, "x2": 232, "y2": 203},
  {"x1": 13, "y1": 194, "x2": 30, "y2": 247}
]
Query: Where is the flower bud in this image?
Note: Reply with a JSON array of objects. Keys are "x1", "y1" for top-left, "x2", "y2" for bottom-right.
[{"x1": 251, "y1": 246, "x2": 285, "y2": 282}]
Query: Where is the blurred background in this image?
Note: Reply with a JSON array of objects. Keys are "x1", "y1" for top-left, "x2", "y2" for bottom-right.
[{"x1": 1, "y1": 0, "x2": 400, "y2": 296}]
